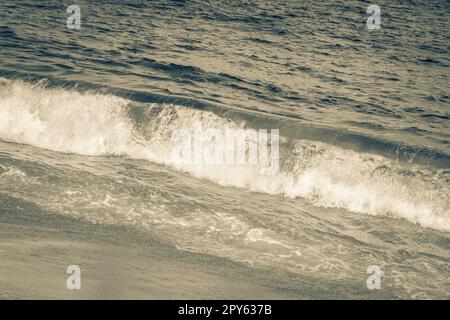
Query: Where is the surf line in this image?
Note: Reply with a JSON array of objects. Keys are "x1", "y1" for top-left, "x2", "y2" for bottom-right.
[{"x1": 178, "y1": 304, "x2": 213, "y2": 318}]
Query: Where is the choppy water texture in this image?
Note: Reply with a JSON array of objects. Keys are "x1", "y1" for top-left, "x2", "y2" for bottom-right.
[{"x1": 0, "y1": 0, "x2": 449, "y2": 299}]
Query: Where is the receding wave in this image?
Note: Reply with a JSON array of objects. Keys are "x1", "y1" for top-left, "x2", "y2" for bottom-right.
[{"x1": 0, "y1": 77, "x2": 449, "y2": 231}]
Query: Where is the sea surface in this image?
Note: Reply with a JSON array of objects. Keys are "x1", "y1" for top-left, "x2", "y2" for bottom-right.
[{"x1": 0, "y1": 0, "x2": 449, "y2": 299}]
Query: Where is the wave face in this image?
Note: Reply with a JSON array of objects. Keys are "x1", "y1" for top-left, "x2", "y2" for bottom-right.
[{"x1": 1, "y1": 78, "x2": 448, "y2": 231}]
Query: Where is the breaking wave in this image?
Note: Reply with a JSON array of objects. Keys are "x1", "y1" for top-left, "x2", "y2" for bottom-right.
[{"x1": 0, "y1": 77, "x2": 449, "y2": 231}]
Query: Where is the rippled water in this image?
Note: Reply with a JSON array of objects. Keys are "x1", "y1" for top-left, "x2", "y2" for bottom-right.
[{"x1": 0, "y1": 0, "x2": 449, "y2": 299}]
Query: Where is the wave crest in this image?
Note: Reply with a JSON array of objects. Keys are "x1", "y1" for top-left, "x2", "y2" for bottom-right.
[{"x1": 0, "y1": 78, "x2": 448, "y2": 231}]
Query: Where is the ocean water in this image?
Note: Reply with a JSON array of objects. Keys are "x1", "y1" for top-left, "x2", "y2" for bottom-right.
[{"x1": 0, "y1": 0, "x2": 449, "y2": 299}]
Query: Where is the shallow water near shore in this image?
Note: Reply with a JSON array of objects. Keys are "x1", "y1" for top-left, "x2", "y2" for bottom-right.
[{"x1": 0, "y1": 139, "x2": 449, "y2": 299}]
